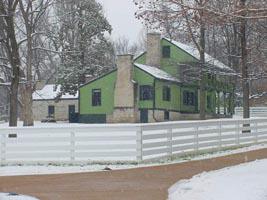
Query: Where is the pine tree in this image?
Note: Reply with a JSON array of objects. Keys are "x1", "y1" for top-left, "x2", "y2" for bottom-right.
[{"x1": 56, "y1": 0, "x2": 113, "y2": 95}]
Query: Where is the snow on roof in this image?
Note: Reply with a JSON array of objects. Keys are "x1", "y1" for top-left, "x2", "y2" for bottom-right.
[
  {"x1": 33, "y1": 84, "x2": 78, "y2": 101},
  {"x1": 134, "y1": 63, "x2": 181, "y2": 83},
  {"x1": 164, "y1": 38, "x2": 234, "y2": 72},
  {"x1": 134, "y1": 51, "x2": 145, "y2": 60}
]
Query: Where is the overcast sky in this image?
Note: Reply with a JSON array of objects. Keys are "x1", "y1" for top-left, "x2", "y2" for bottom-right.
[{"x1": 97, "y1": 0, "x2": 144, "y2": 43}]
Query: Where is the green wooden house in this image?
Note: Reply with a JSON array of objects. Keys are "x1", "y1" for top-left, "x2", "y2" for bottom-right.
[{"x1": 79, "y1": 33, "x2": 235, "y2": 123}]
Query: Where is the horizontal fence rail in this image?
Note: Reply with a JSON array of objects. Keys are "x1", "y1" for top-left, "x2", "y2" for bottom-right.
[
  {"x1": 235, "y1": 107, "x2": 267, "y2": 117},
  {"x1": 0, "y1": 118, "x2": 267, "y2": 164}
]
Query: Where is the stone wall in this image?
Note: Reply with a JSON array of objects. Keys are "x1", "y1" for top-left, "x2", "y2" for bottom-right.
[
  {"x1": 107, "y1": 108, "x2": 138, "y2": 123},
  {"x1": 107, "y1": 109, "x2": 220, "y2": 123},
  {"x1": 32, "y1": 99, "x2": 78, "y2": 121},
  {"x1": 148, "y1": 110, "x2": 164, "y2": 122}
]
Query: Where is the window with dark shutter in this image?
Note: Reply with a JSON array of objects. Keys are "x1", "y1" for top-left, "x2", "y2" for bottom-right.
[
  {"x1": 140, "y1": 85, "x2": 154, "y2": 101},
  {"x1": 163, "y1": 86, "x2": 171, "y2": 101},
  {"x1": 162, "y1": 46, "x2": 171, "y2": 58},
  {"x1": 92, "y1": 89, "x2": 101, "y2": 106}
]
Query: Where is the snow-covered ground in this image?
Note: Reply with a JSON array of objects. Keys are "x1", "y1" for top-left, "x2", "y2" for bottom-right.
[
  {"x1": 0, "y1": 121, "x2": 82, "y2": 128},
  {"x1": 0, "y1": 143, "x2": 266, "y2": 177},
  {"x1": 0, "y1": 193, "x2": 39, "y2": 200},
  {"x1": 168, "y1": 159, "x2": 267, "y2": 200}
]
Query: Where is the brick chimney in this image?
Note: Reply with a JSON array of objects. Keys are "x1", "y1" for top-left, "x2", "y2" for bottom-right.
[{"x1": 146, "y1": 33, "x2": 161, "y2": 68}]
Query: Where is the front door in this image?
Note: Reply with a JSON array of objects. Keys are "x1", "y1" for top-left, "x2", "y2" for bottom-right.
[
  {"x1": 68, "y1": 105, "x2": 75, "y2": 121},
  {"x1": 140, "y1": 109, "x2": 148, "y2": 123}
]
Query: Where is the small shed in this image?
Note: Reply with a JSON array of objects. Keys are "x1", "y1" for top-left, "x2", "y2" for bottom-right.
[{"x1": 32, "y1": 84, "x2": 78, "y2": 122}]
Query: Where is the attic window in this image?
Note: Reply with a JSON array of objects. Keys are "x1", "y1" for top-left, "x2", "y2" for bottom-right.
[{"x1": 162, "y1": 46, "x2": 171, "y2": 58}]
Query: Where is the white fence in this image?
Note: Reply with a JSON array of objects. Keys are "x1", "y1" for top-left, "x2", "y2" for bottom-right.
[
  {"x1": 235, "y1": 107, "x2": 267, "y2": 118},
  {"x1": 1, "y1": 118, "x2": 267, "y2": 165}
]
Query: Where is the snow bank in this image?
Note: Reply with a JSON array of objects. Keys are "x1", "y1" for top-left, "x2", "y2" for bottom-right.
[
  {"x1": 0, "y1": 193, "x2": 39, "y2": 200},
  {"x1": 168, "y1": 159, "x2": 267, "y2": 200}
]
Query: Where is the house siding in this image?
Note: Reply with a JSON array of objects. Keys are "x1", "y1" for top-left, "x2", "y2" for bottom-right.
[
  {"x1": 79, "y1": 70, "x2": 117, "y2": 115},
  {"x1": 155, "y1": 80, "x2": 181, "y2": 112}
]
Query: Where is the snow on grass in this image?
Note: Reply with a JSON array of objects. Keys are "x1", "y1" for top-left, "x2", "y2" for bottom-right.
[
  {"x1": 0, "y1": 143, "x2": 266, "y2": 177},
  {"x1": 168, "y1": 159, "x2": 267, "y2": 200},
  {"x1": 0, "y1": 193, "x2": 39, "y2": 200}
]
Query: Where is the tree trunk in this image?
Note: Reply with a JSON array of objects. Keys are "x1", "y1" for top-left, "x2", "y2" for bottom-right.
[
  {"x1": 19, "y1": 0, "x2": 34, "y2": 126},
  {"x1": 240, "y1": 0, "x2": 250, "y2": 119},
  {"x1": 22, "y1": 32, "x2": 34, "y2": 126},
  {"x1": 6, "y1": 10, "x2": 20, "y2": 127},
  {"x1": 199, "y1": 23, "x2": 206, "y2": 120}
]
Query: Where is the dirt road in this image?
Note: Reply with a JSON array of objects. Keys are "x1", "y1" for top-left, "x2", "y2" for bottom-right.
[{"x1": 0, "y1": 148, "x2": 267, "y2": 200}]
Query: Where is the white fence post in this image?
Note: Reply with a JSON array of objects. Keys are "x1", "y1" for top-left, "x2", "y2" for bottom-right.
[
  {"x1": 0, "y1": 133, "x2": 6, "y2": 165},
  {"x1": 70, "y1": 132, "x2": 75, "y2": 162},
  {"x1": 254, "y1": 122, "x2": 258, "y2": 144},
  {"x1": 218, "y1": 121, "x2": 222, "y2": 150},
  {"x1": 136, "y1": 127, "x2": 143, "y2": 162},
  {"x1": 236, "y1": 120, "x2": 240, "y2": 145},
  {"x1": 194, "y1": 125, "x2": 199, "y2": 153},
  {"x1": 167, "y1": 128, "x2": 173, "y2": 158}
]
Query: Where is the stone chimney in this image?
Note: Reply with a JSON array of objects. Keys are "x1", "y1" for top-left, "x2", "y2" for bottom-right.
[
  {"x1": 146, "y1": 32, "x2": 161, "y2": 68},
  {"x1": 114, "y1": 54, "x2": 135, "y2": 108},
  {"x1": 111, "y1": 55, "x2": 137, "y2": 123}
]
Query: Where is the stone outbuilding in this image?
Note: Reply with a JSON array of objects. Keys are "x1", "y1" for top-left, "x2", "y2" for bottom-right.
[{"x1": 32, "y1": 84, "x2": 78, "y2": 122}]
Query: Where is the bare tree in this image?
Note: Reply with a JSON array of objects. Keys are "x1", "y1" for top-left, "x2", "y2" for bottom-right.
[
  {"x1": 17, "y1": 0, "x2": 52, "y2": 126},
  {"x1": 0, "y1": 0, "x2": 21, "y2": 126},
  {"x1": 135, "y1": 0, "x2": 216, "y2": 119},
  {"x1": 113, "y1": 36, "x2": 145, "y2": 56},
  {"x1": 135, "y1": 0, "x2": 267, "y2": 119}
]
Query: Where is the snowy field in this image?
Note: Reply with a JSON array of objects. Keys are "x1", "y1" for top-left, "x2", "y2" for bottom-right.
[
  {"x1": 168, "y1": 159, "x2": 267, "y2": 200},
  {"x1": 0, "y1": 143, "x2": 266, "y2": 176}
]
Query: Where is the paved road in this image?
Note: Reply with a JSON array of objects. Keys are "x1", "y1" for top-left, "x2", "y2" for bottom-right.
[{"x1": 0, "y1": 148, "x2": 267, "y2": 200}]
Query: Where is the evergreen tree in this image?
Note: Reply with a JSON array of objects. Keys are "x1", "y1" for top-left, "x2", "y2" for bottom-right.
[{"x1": 56, "y1": 0, "x2": 113, "y2": 95}]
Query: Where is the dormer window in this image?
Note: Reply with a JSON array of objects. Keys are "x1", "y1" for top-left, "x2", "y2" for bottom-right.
[{"x1": 162, "y1": 46, "x2": 171, "y2": 58}]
